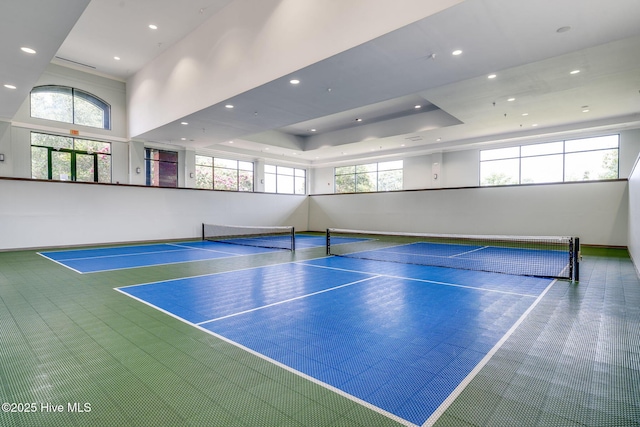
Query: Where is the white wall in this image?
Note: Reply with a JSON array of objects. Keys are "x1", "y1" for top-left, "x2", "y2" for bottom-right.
[
  {"x1": 0, "y1": 179, "x2": 308, "y2": 251},
  {"x1": 628, "y1": 153, "x2": 640, "y2": 271},
  {"x1": 309, "y1": 180, "x2": 628, "y2": 247},
  {"x1": 310, "y1": 129, "x2": 640, "y2": 192},
  {"x1": 7, "y1": 64, "x2": 130, "y2": 183},
  {"x1": 0, "y1": 121, "x2": 11, "y2": 177}
]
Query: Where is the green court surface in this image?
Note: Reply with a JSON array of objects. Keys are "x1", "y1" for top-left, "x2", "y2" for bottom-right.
[{"x1": 0, "y1": 245, "x2": 638, "y2": 427}]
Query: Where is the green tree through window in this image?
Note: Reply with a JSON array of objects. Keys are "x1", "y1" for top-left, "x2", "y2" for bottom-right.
[
  {"x1": 480, "y1": 135, "x2": 619, "y2": 186},
  {"x1": 31, "y1": 86, "x2": 111, "y2": 130},
  {"x1": 31, "y1": 132, "x2": 111, "y2": 183},
  {"x1": 335, "y1": 161, "x2": 403, "y2": 193}
]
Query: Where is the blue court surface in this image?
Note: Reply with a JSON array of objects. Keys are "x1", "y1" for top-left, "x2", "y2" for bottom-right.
[
  {"x1": 38, "y1": 234, "x2": 363, "y2": 274},
  {"x1": 38, "y1": 241, "x2": 282, "y2": 273},
  {"x1": 116, "y1": 256, "x2": 555, "y2": 426},
  {"x1": 344, "y1": 241, "x2": 570, "y2": 278}
]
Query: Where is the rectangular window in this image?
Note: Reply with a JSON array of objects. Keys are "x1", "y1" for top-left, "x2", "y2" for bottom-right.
[
  {"x1": 195, "y1": 155, "x2": 254, "y2": 191},
  {"x1": 335, "y1": 160, "x2": 403, "y2": 193},
  {"x1": 30, "y1": 132, "x2": 111, "y2": 183},
  {"x1": 195, "y1": 155, "x2": 213, "y2": 189},
  {"x1": 480, "y1": 135, "x2": 619, "y2": 186},
  {"x1": 564, "y1": 135, "x2": 619, "y2": 181},
  {"x1": 265, "y1": 165, "x2": 306, "y2": 194},
  {"x1": 145, "y1": 148, "x2": 178, "y2": 188}
]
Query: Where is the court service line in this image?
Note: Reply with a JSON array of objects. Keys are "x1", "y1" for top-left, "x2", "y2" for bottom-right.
[
  {"x1": 117, "y1": 259, "x2": 331, "y2": 289},
  {"x1": 421, "y1": 278, "x2": 558, "y2": 427},
  {"x1": 298, "y1": 261, "x2": 541, "y2": 298},
  {"x1": 196, "y1": 275, "x2": 381, "y2": 326}
]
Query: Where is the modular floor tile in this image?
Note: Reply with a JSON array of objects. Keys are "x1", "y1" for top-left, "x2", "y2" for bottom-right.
[{"x1": 0, "y1": 246, "x2": 638, "y2": 426}]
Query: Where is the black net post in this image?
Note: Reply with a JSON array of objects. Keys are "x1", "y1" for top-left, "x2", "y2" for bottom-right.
[
  {"x1": 326, "y1": 229, "x2": 331, "y2": 256},
  {"x1": 573, "y1": 237, "x2": 580, "y2": 282}
]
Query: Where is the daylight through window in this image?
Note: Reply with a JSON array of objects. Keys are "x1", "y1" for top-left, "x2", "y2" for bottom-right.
[
  {"x1": 265, "y1": 165, "x2": 306, "y2": 194},
  {"x1": 480, "y1": 135, "x2": 619, "y2": 186},
  {"x1": 31, "y1": 85, "x2": 111, "y2": 130},
  {"x1": 31, "y1": 132, "x2": 111, "y2": 183},
  {"x1": 195, "y1": 155, "x2": 254, "y2": 191},
  {"x1": 335, "y1": 160, "x2": 403, "y2": 193}
]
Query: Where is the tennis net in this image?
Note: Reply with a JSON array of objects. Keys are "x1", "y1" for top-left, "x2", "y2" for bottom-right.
[
  {"x1": 202, "y1": 224, "x2": 295, "y2": 251},
  {"x1": 326, "y1": 228, "x2": 579, "y2": 280}
]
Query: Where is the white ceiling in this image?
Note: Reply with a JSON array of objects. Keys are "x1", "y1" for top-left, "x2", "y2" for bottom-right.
[{"x1": 2, "y1": 0, "x2": 640, "y2": 166}]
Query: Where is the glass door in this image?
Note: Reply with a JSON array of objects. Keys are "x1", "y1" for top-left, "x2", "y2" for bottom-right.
[{"x1": 51, "y1": 151, "x2": 71, "y2": 181}]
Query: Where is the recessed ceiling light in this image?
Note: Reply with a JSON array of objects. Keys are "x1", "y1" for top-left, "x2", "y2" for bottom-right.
[
  {"x1": 488, "y1": 74, "x2": 497, "y2": 79},
  {"x1": 355, "y1": 118, "x2": 362, "y2": 122},
  {"x1": 570, "y1": 69, "x2": 581, "y2": 75},
  {"x1": 310, "y1": 129, "x2": 317, "y2": 132},
  {"x1": 225, "y1": 104, "x2": 234, "y2": 109},
  {"x1": 181, "y1": 122, "x2": 188, "y2": 125},
  {"x1": 180, "y1": 138, "x2": 186, "y2": 141},
  {"x1": 532, "y1": 123, "x2": 539, "y2": 127},
  {"x1": 507, "y1": 97, "x2": 516, "y2": 102},
  {"x1": 401, "y1": 144, "x2": 406, "y2": 147},
  {"x1": 522, "y1": 113, "x2": 529, "y2": 116},
  {"x1": 289, "y1": 79, "x2": 300, "y2": 85},
  {"x1": 4, "y1": 84, "x2": 16, "y2": 89},
  {"x1": 414, "y1": 105, "x2": 422, "y2": 109},
  {"x1": 452, "y1": 49, "x2": 462, "y2": 56},
  {"x1": 114, "y1": 56, "x2": 121, "y2": 61},
  {"x1": 582, "y1": 109, "x2": 590, "y2": 113},
  {"x1": 436, "y1": 138, "x2": 442, "y2": 142},
  {"x1": 21, "y1": 47, "x2": 36, "y2": 54},
  {"x1": 148, "y1": 24, "x2": 158, "y2": 30}
]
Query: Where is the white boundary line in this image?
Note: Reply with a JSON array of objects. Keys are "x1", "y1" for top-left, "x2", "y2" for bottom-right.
[
  {"x1": 37, "y1": 252, "x2": 84, "y2": 274},
  {"x1": 114, "y1": 258, "x2": 555, "y2": 426},
  {"x1": 421, "y1": 278, "x2": 558, "y2": 427},
  {"x1": 39, "y1": 242, "x2": 284, "y2": 274},
  {"x1": 114, "y1": 283, "x2": 416, "y2": 427}
]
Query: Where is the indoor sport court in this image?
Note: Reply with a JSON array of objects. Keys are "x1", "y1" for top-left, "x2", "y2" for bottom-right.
[
  {"x1": 2, "y1": 225, "x2": 639, "y2": 427},
  {"x1": 2, "y1": 1, "x2": 640, "y2": 427}
]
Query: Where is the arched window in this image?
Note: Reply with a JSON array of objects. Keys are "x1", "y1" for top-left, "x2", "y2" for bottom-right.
[{"x1": 30, "y1": 85, "x2": 111, "y2": 130}]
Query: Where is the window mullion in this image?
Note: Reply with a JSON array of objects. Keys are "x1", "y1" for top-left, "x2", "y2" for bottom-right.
[
  {"x1": 70, "y1": 150, "x2": 77, "y2": 182},
  {"x1": 47, "y1": 148, "x2": 53, "y2": 180}
]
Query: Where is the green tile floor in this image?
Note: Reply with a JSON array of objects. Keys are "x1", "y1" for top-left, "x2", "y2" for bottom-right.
[{"x1": 0, "y1": 244, "x2": 638, "y2": 426}]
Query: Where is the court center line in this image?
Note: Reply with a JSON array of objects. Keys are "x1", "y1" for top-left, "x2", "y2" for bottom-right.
[
  {"x1": 196, "y1": 275, "x2": 381, "y2": 326},
  {"x1": 165, "y1": 242, "x2": 251, "y2": 256},
  {"x1": 297, "y1": 261, "x2": 540, "y2": 298},
  {"x1": 449, "y1": 245, "x2": 490, "y2": 257}
]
